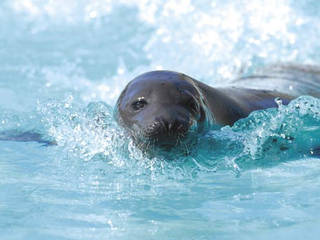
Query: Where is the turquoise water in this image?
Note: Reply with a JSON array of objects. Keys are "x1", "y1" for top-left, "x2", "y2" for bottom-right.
[{"x1": 1, "y1": 0, "x2": 320, "y2": 239}]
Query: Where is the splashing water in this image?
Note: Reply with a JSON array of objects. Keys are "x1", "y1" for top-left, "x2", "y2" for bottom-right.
[{"x1": 1, "y1": 0, "x2": 320, "y2": 239}]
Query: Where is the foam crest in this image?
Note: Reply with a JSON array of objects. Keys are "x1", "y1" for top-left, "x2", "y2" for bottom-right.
[
  {"x1": 142, "y1": 0, "x2": 319, "y2": 82},
  {"x1": 38, "y1": 97, "x2": 121, "y2": 161},
  {"x1": 5, "y1": 0, "x2": 320, "y2": 104},
  {"x1": 231, "y1": 96, "x2": 320, "y2": 165}
]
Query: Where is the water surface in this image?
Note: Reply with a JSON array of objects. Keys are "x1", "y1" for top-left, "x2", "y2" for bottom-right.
[{"x1": 1, "y1": 0, "x2": 320, "y2": 239}]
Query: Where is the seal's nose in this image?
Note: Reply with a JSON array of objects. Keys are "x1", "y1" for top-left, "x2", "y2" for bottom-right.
[{"x1": 144, "y1": 116, "x2": 191, "y2": 143}]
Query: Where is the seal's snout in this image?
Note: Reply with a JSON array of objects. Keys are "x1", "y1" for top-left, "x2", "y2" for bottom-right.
[{"x1": 144, "y1": 117, "x2": 191, "y2": 144}]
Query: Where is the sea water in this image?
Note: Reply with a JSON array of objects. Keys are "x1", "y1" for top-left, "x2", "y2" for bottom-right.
[{"x1": 1, "y1": 0, "x2": 320, "y2": 239}]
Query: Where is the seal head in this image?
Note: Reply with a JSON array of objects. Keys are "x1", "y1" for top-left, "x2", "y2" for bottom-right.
[{"x1": 115, "y1": 71, "x2": 212, "y2": 148}]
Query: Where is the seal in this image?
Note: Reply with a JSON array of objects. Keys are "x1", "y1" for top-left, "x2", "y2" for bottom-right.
[
  {"x1": 3, "y1": 65, "x2": 320, "y2": 147},
  {"x1": 115, "y1": 70, "x2": 296, "y2": 148},
  {"x1": 115, "y1": 71, "x2": 213, "y2": 149}
]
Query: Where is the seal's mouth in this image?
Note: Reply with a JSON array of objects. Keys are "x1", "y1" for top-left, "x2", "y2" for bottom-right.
[
  {"x1": 127, "y1": 117, "x2": 202, "y2": 153},
  {"x1": 132, "y1": 130, "x2": 199, "y2": 157},
  {"x1": 144, "y1": 117, "x2": 192, "y2": 140}
]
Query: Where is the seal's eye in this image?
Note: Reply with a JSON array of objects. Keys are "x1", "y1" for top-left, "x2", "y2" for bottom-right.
[{"x1": 132, "y1": 98, "x2": 147, "y2": 111}]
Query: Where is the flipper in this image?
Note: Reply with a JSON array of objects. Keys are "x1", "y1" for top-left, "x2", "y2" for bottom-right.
[
  {"x1": 0, "y1": 130, "x2": 56, "y2": 146},
  {"x1": 232, "y1": 64, "x2": 320, "y2": 98}
]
